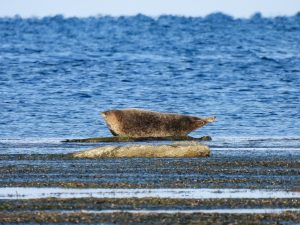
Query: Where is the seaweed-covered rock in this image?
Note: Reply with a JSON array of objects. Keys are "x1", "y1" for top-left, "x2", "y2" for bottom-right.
[{"x1": 63, "y1": 135, "x2": 212, "y2": 143}]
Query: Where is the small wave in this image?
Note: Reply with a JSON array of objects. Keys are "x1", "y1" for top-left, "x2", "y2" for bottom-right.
[{"x1": 260, "y1": 56, "x2": 279, "y2": 62}]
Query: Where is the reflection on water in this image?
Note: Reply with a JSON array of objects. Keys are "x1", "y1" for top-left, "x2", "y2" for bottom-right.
[
  {"x1": 65, "y1": 208, "x2": 300, "y2": 214},
  {"x1": 0, "y1": 188, "x2": 299, "y2": 200}
]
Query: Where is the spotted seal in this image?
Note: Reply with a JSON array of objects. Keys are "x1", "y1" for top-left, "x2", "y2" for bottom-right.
[{"x1": 101, "y1": 109, "x2": 216, "y2": 137}]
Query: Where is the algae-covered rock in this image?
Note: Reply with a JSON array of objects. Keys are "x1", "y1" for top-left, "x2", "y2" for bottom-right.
[
  {"x1": 63, "y1": 135, "x2": 212, "y2": 143},
  {"x1": 71, "y1": 141, "x2": 210, "y2": 158}
]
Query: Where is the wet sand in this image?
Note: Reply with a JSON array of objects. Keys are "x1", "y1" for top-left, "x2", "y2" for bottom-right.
[
  {"x1": 1, "y1": 211, "x2": 300, "y2": 224},
  {"x1": 0, "y1": 153, "x2": 298, "y2": 189},
  {"x1": 0, "y1": 198, "x2": 300, "y2": 224},
  {"x1": 1, "y1": 198, "x2": 299, "y2": 210}
]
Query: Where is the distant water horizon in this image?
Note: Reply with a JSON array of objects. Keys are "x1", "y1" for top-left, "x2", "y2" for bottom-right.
[
  {"x1": 0, "y1": 13, "x2": 299, "y2": 138},
  {"x1": 1, "y1": 11, "x2": 300, "y2": 19}
]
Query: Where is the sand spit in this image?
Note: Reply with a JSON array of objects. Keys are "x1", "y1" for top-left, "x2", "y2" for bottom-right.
[{"x1": 70, "y1": 141, "x2": 210, "y2": 158}]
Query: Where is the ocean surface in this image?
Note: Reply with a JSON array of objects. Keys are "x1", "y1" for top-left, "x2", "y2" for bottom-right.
[
  {"x1": 1, "y1": 14, "x2": 300, "y2": 225},
  {"x1": 0, "y1": 13, "x2": 300, "y2": 140}
]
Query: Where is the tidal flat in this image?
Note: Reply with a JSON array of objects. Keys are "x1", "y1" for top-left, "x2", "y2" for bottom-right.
[
  {"x1": 0, "y1": 151, "x2": 299, "y2": 189},
  {"x1": 0, "y1": 137, "x2": 299, "y2": 224},
  {"x1": 1, "y1": 211, "x2": 299, "y2": 224},
  {"x1": 0, "y1": 197, "x2": 300, "y2": 224}
]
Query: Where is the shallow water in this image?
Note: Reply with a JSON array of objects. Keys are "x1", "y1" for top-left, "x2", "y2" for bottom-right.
[
  {"x1": 0, "y1": 13, "x2": 300, "y2": 139},
  {"x1": 1, "y1": 136, "x2": 300, "y2": 155},
  {"x1": 1, "y1": 188, "x2": 299, "y2": 199},
  {"x1": 65, "y1": 208, "x2": 300, "y2": 214}
]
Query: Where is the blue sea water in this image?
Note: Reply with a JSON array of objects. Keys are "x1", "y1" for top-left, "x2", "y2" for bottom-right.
[{"x1": 0, "y1": 13, "x2": 300, "y2": 139}]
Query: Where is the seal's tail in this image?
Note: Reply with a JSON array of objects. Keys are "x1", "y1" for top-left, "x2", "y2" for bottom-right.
[
  {"x1": 194, "y1": 116, "x2": 216, "y2": 128},
  {"x1": 204, "y1": 116, "x2": 216, "y2": 123}
]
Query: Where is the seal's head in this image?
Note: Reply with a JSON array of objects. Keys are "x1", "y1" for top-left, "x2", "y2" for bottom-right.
[
  {"x1": 101, "y1": 110, "x2": 121, "y2": 136},
  {"x1": 101, "y1": 110, "x2": 119, "y2": 121},
  {"x1": 101, "y1": 111, "x2": 109, "y2": 118}
]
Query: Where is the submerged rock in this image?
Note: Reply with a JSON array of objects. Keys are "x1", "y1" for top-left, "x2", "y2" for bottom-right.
[
  {"x1": 71, "y1": 141, "x2": 210, "y2": 158},
  {"x1": 101, "y1": 109, "x2": 216, "y2": 137}
]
